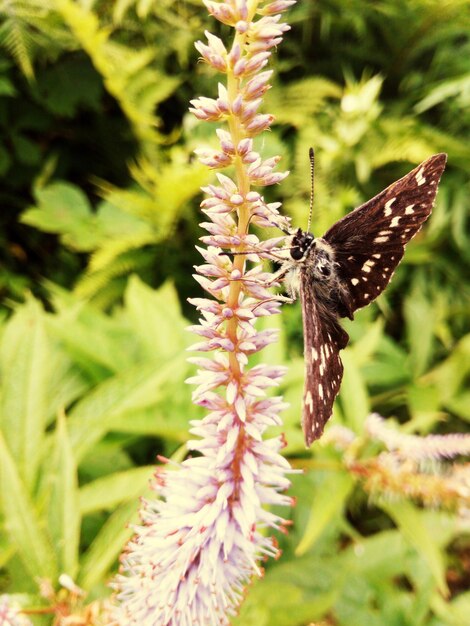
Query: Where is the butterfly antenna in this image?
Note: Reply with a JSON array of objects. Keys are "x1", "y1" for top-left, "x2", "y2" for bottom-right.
[{"x1": 307, "y1": 147, "x2": 315, "y2": 233}]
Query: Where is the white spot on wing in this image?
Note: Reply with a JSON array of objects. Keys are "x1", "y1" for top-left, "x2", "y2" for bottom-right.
[
  {"x1": 305, "y1": 390, "x2": 314, "y2": 410},
  {"x1": 405, "y1": 204, "x2": 415, "y2": 215},
  {"x1": 373, "y1": 253, "x2": 381, "y2": 259},
  {"x1": 318, "y1": 384, "x2": 324, "y2": 400},
  {"x1": 384, "y1": 198, "x2": 396, "y2": 216},
  {"x1": 361, "y1": 260, "x2": 375, "y2": 273},
  {"x1": 374, "y1": 236, "x2": 389, "y2": 243},
  {"x1": 390, "y1": 216, "x2": 401, "y2": 227},
  {"x1": 351, "y1": 278, "x2": 359, "y2": 286},
  {"x1": 415, "y1": 167, "x2": 426, "y2": 186},
  {"x1": 311, "y1": 347, "x2": 318, "y2": 361}
]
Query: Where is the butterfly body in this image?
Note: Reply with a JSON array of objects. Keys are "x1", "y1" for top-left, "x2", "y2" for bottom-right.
[{"x1": 280, "y1": 153, "x2": 447, "y2": 446}]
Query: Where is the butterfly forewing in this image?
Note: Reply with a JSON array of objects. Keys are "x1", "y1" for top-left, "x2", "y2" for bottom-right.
[
  {"x1": 292, "y1": 153, "x2": 447, "y2": 446},
  {"x1": 300, "y1": 269, "x2": 348, "y2": 445},
  {"x1": 324, "y1": 153, "x2": 447, "y2": 313}
]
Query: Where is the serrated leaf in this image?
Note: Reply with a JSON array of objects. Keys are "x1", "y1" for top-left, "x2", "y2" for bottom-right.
[
  {"x1": 0, "y1": 433, "x2": 57, "y2": 580},
  {"x1": 78, "y1": 499, "x2": 138, "y2": 590},
  {"x1": 124, "y1": 277, "x2": 188, "y2": 358},
  {"x1": 21, "y1": 182, "x2": 99, "y2": 251},
  {"x1": 79, "y1": 465, "x2": 154, "y2": 515},
  {"x1": 46, "y1": 306, "x2": 133, "y2": 375},
  {"x1": 68, "y1": 356, "x2": 186, "y2": 462},
  {"x1": 45, "y1": 413, "x2": 80, "y2": 577},
  {"x1": 0, "y1": 298, "x2": 49, "y2": 488},
  {"x1": 43, "y1": 347, "x2": 90, "y2": 425},
  {"x1": 381, "y1": 500, "x2": 448, "y2": 596},
  {"x1": 296, "y1": 470, "x2": 354, "y2": 555}
]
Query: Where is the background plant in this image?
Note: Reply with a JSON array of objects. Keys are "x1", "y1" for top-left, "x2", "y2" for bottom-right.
[{"x1": 0, "y1": 0, "x2": 469, "y2": 624}]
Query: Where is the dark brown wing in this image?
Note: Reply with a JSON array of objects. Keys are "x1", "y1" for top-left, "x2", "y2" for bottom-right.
[
  {"x1": 300, "y1": 267, "x2": 349, "y2": 446},
  {"x1": 324, "y1": 153, "x2": 447, "y2": 313}
]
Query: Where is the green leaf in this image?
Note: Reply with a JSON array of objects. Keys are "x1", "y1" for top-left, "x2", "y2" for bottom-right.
[
  {"x1": 79, "y1": 465, "x2": 154, "y2": 514},
  {"x1": 296, "y1": 469, "x2": 355, "y2": 555},
  {"x1": 43, "y1": 347, "x2": 91, "y2": 425},
  {"x1": 362, "y1": 335, "x2": 411, "y2": 387},
  {"x1": 445, "y1": 391, "x2": 470, "y2": 422},
  {"x1": 44, "y1": 413, "x2": 80, "y2": 577},
  {"x1": 68, "y1": 356, "x2": 186, "y2": 462},
  {"x1": 426, "y1": 335, "x2": 470, "y2": 403},
  {"x1": 339, "y1": 349, "x2": 370, "y2": 433},
  {"x1": 78, "y1": 499, "x2": 138, "y2": 590},
  {"x1": 0, "y1": 433, "x2": 57, "y2": 580},
  {"x1": 404, "y1": 280, "x2": 436, "y2": 377},
  {"x1": 405, "y1": 382, "x2": 443, "y2": 431},
  {"x1": 431, "y1": 592, "x2": 470, "y2": 626},
  {"x1": 0, "y1": 298, "x2": 49, "y2": 488},
  {"x1": 0, "y1": 76, "x2": 17, "y2": 96},
  {"x1": 11, "y1": 133, "x2": 41, "y2": 165},
  {"x1": 124, "y1": 277, "x2": 189, "y2": 359},
  {"x1": 381, "y1": 500, "x2": 448, "y2": 596},
  {"x1": 350, "y1": 317, "x2": 384, "y2": 366},
  {"x1": 235, "y1": 555, "x2": 342, "y2": 626},
  {"x1": 34, "y1": 57, "x2": 103, "y2": 116},
  {"x1": 21, "y1": 182, "x2": 99, "y2": 251},
  {"x1": 0, "y1": 144, "x2": 11, "y2": 175},
  {"x1": 46, "y1": 305, "x2": 133, "y2": 376},
  {"x1": 342, "y1": 530, "x2": 408, "y2": 582}
]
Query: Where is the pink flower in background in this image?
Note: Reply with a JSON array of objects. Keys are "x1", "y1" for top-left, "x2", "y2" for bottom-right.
[
  {"x1": 113, "y1": 1, "x2": 297, "y2": 624},
  {"x1": 0, "y1": 596, "x2": 32, "y2": 626}
]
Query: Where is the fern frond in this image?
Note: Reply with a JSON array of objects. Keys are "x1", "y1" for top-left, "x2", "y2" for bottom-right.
[
  {"x1": 87, "y1": 232, "x2": 156, "y2": 273},
  {"x1": 0, "y1": 0, "x2": 39, "y2": 78},
  {"x1": 0, "y1": 0, "x2": 71, "y2": 78},
  {"x1": 55, "y1": 0, "x2": 179, "y2": 144},
  {"x1": 74, "y1": 248, "x2": 151, "y2": 301},
  {"x1": 266, "y1": 77, "x2": 342, "y2": 127}
]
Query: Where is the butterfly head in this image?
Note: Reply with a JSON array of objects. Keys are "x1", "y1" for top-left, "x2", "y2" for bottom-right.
[{"x1": 290, "y1": 228, "x2": 315, "y2": 261}]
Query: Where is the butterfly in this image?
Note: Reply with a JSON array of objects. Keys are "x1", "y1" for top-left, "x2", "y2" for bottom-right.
[{"x1": 276, "y1": 152, "x2": 447, "y2": 446}]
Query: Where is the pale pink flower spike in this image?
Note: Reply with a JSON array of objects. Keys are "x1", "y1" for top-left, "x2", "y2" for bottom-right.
[{"x1": 113, "y1": 2, "x2": 297, "y2": 625}]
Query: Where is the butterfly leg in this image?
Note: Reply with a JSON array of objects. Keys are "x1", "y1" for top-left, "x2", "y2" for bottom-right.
[{"x1": 264, "y1": 263, "x2": 293, "y2": 287}]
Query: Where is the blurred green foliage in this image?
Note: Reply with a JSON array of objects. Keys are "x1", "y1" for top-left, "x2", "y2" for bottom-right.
[{"x1": 0, "y1": 0, "x2": 469, "y2": 624}]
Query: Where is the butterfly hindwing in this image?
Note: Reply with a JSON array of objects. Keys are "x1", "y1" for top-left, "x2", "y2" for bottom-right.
[
  {"x1": 324, "y1": 153, "x2": 447, "y2": 313},
  {"x1": 300, "y1": 268, "x2": 348, "y2": 445}
]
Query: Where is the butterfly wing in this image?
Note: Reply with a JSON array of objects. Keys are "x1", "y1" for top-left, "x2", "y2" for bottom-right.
[
  {"x1": 300, "y1": 267, "x2": 349, "y2": 445},
  {"x1": 324, "y1": 153, "x2": 447, "y2": 314}
]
